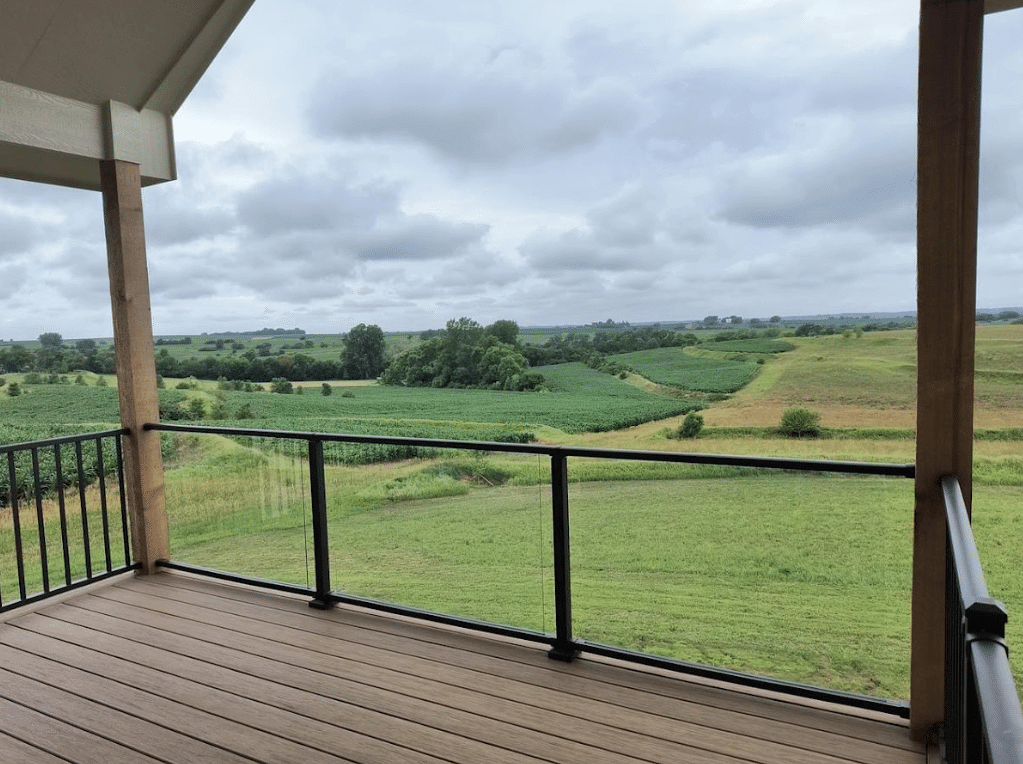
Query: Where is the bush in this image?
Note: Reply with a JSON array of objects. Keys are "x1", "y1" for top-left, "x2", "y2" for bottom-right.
[
  {"x1": 270, "y1": 378, "x2": 293, "y2": 394},
  {"x1": 235, "y1": 403, "x2": 254, "y2": 419},
  {"x1": 321, "y1": 383, "x2": 333, "y2": 396},
  {"x1": 780, "y1": 407, "x2": 822, "y2": 437},
  {"x1": 6, "y1": 381, "x2": 21, "y2": 397},
  {"x1": 675, "y1": 412, "x2": 704, "y2": 439}
]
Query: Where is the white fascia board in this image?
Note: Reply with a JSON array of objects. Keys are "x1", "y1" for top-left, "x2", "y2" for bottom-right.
[{"x1": 0, "y1": 81, "x2": 175, "y2": 190}]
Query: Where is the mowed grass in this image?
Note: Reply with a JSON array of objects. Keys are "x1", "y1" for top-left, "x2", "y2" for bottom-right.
[{"x1": 163, "y1": 436, "x2": 918, "y2": 698}]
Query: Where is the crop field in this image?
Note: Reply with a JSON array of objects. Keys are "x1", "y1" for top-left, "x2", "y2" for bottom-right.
[
  {"x1": 611, "y1": 347, "x2": 760, "y2": 393},
  {"x1": 701, "y1": 338, "x2": 796, "y2": 354}
]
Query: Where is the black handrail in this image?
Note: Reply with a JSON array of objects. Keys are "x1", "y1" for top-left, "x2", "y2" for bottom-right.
[
  {"x1": 149, "y1": 420, "x2": 914, "y2": 715},
  {"x1": 0, "y1": 429, "x2": 139, "y2": 613},
  {"x1": 943, "y1": 475, "x2": 1023, "y2": 764}
]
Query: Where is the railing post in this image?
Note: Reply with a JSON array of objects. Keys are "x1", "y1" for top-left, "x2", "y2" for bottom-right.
[
  {"x1": 548, "y1": 451, "x2": 579, "y2": 661},
  {"x1": 307, "y1": 439, "x2": 333, "y2": 609}
]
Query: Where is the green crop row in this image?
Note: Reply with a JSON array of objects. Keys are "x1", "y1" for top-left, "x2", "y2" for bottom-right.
[
  {"x1": 701, "y1": 339, "x2": 796, "y2": 354},
  {"x1": 610, "y1": 348, "x2": 760, "y2": 393}
]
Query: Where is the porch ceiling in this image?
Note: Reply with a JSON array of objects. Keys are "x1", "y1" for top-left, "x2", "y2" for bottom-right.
[{"x1": 0, "y1": 0, "x2": 254, "y2": 190}]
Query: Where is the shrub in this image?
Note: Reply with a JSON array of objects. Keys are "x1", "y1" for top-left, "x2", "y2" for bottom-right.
[
  {"x1": 235, "y1": 403, "x2": 254, "y2": 419},
  {"x1": 6, "y1": 381, "x2": 21, "y2": 397},
  {"x1": 780, "y1": 407, "x2": 822, "y2": 437},
  {"x1": 675, "y1": 412, "x2": 704, "y2": 439},
  {"x1": 321, "y1": 383, "x2": 333, "y2": 396},
  {"x1": 270, "y1": 378, "x2": 293, "y2": 394}
]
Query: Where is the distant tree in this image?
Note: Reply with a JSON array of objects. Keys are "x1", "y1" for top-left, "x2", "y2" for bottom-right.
[
  {"x1": 235, "y1": 403, "x2": 254, "y2": 419},
  {"x1": 702, "y1": 316, "x2": 719, "y2": 326},
  {"x1": 38, "y1": 332, "x2": 63, "y2": 348},
  {"x1": 977, "y1": 313, "x2": 997, "y2": 323},
  {"x1": 321, "y1": 383, "x2": 333, "y2": 396},
  {"x1": 6, "y1": 381, "x2": 21, "y2": 397},
  {"x1": 75, "y1": 338, "x2": 97, "y2": 355},
  {"x1": 340, "y1": 323, "x2": 386, "y2": 379},
  {"x1": 997, "y1": 310, "x2": 1020, "y2": 321},
  {"x1": 727, "y1": 316, "x2": 743, "y2": 325},
  {"x1": 769, "y1": 316, "x2": 781, "y2": 323},
  {"x1": 187, "y1": 398, "x2": 206, "y2": 419},
  {"x1": 485, "y1": 320, "x2": 519, "y2": 346}
]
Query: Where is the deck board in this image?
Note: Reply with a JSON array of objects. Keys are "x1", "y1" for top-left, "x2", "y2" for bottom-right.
[{"x1": 0, "y1": 573, "x2": 928, "y2": 764}]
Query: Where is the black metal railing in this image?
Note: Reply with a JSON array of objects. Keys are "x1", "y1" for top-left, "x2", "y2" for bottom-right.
[
  {"x1": 0, "y1": 429, "x2": 139, "y2": 613},
  {"x1": 943, "y1": 476, "x2": 1023, "y2": 764},
  {"x1": 149, "y1": 421, "x2": 915, "y2": 715}
]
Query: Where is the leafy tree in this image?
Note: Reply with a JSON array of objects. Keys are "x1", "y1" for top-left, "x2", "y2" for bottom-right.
[
  {"x1": 485, "y1": 319, "x2": 519, "y2": 346},
  {"x1": 0, "y1": 344, "x2": 32, "y2": 373},
  {"x1": 38, "y1": 332, "x2": 63, "y2": 348},
  {"x1": 321, "y1": 383, "x2": 333, "y2": 396},
  {"x1": 187, "y1": 398, "x2": 206, "y2": 419},
  {"x1": 340, "y1": 323, "x2": 386, "y2": 379},
  {"x1": 6, "y1": 381, "x2": 20, "y2": 397},
  {"x1": 779, "y1": 408, "x2": 822, "y2": 437},
  {"x1": 769, "y1": 316, "x2": 782, "y2": 323},
  {"x1": 997, "y1": 310, "x2": 1020, "y2": 321},
  {"x1": 75, "y1": 338, "x2": 97, "y2": 355},
  {"x1": 702, "y1": 316, "x2": 719, "y2": 326}
]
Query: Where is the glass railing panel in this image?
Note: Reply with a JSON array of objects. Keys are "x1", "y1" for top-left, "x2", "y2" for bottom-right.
[
  {"x1": 164, "y1": 431, "x2": 314, "y2": 588},
  {"x1": 325, "y1": 445, "x2": 554, "y2": 634},
  {"x1": 566, "y1": 459, "x2": 913, "y2": 700}
]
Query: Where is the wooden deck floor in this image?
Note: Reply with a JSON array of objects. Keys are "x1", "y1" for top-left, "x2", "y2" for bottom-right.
[{"x1": 0, "y1": 573, "x2": 929, "y2": 764}]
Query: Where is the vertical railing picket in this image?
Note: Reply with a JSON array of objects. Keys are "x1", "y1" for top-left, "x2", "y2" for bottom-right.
[
  {"x1": 308, "y1": 438, "x2": 333, "y2": 609},
  {"x1": 548, "y1": 451, "x2": 578, "y2": 661},
  {"x1": 7, "y1": 452, "x2": 27, "y2": 601},
  {"x1": 75, "y1": 440, "x2": 93, "y2": 578},
  {"x1": 54, "y1": 444, "x2": 72, "y2": 585},
  {"x1": 96, "y1": 438, "x2": 113, "y2": 572},
  {"x1": 115, "y1": 435, "x2": 131, "y2": 566},
  {"x1": 30, "y1": 448, "x2": 49, "y2": 593}
]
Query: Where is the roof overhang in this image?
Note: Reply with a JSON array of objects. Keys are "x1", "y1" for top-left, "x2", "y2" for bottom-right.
[{"x1": 0, "y1": 0, "x2": 254, "y2": 191}]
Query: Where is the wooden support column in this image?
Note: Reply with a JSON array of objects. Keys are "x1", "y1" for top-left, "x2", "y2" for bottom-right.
[
  {"x1": 101, "y1": 159, "x2": 169, "y2": 574},
  {"x1": 912, "y1": 0, "x2": 983, "y2": 740}
]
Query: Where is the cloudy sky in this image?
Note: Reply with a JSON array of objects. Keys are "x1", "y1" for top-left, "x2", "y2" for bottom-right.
[{"x1": 1, "y1": 1, "x2": 1021, "y2": 340}]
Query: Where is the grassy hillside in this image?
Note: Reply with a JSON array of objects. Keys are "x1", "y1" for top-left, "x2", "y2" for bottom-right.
[{"x1": 702, "y1": 325, "x2": 1023, "y2": 429}]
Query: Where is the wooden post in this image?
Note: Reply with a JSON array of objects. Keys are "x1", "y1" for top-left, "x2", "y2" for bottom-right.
[
  {"x1": 100, "y1": 159, "x2": 169, "y2": 573},
  {"x1": 912, "y1": 0, "x2": 983, "y2": 741}
]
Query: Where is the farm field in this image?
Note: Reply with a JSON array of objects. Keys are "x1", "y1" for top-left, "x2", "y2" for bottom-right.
[{"x1": 3, "y1": 323, "x2": 1023, "y2": 702}]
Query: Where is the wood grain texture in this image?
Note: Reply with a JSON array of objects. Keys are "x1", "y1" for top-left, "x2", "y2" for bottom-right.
[
  {"x1": 101, "y1": 159, "x2": 168, "y2": 572},
  {"x1": 912, "y1": 0, "x2": 984, "y2": 740}
]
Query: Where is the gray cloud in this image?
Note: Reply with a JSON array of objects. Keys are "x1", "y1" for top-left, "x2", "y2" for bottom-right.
[{"x1": 307, "y1": 54, "x2": 647, "y2": 166}]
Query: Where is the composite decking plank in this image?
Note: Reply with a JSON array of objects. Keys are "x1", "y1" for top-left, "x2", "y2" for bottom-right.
[
  {"x1": 1, "y1": 575, "x2": 927, "y2": 764},
  {"x1": 13, "y1": 606, "x2": 740, "y2": 764},
  {"x1": 88, "y1": 579, "x2": 921, "y2": 764},
  {"x1": 124, "y1": 575, "x2": 917, "y2": 749},
  {"x1": 0, "y1": 664, "x2": 253, "y2": 764},
  {"x1": 0, "y1": 731, "x2": 76, "y2": 764},
  {"x1": 0, "y1": 695, "x2": 166, "y2": 764},
  {"x1": 0, "y1": 623, "x2": 503, "y2": 764},
  {"x1": 10, "y1": 607, "x2": 803, "y2": 764},
  {"x1": 0, "y1": 645, "x2": 366, "y2": 764}
]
